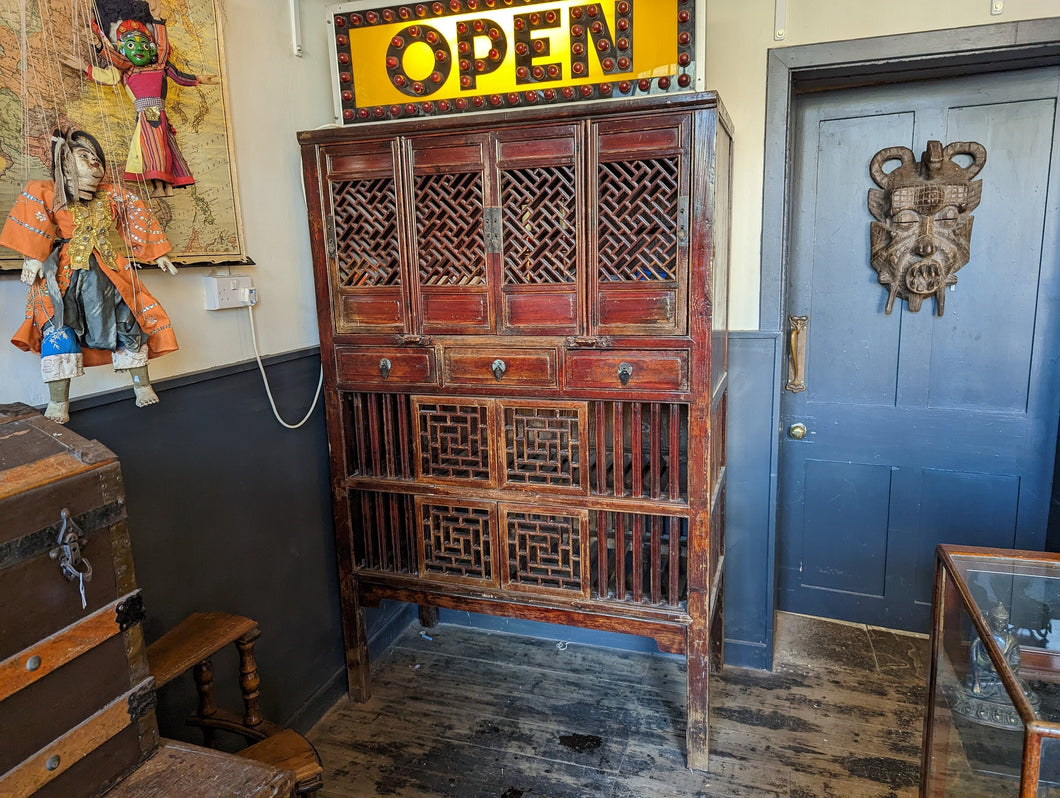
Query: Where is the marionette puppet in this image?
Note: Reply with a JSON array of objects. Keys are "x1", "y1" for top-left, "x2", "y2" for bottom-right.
[
  {"x1": 1, "y1": 129, "x2": 179, "y2": 424},
  {"x1": 61, "y1": 0, "x2": 217, "y2": 198}
]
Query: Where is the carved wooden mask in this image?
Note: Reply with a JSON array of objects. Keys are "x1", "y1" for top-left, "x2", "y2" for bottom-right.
[{"x1": 868, "y1": 140, "x2": 986, "y2": 316}]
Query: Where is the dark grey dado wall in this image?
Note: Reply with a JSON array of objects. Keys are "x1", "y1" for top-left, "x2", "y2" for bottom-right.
[{"x1": 62, "y1": 349, "x2": 411, "y2": 741}]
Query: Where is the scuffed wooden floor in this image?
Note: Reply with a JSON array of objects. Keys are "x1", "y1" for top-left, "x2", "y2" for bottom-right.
[{"x1": 307, "y1": 612, "x2": 928, "y2": 797}]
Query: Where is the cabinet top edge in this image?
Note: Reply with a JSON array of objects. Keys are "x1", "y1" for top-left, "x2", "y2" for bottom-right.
[{"x1": 298, "y1": 91, "x2": 728, "y2": 146}]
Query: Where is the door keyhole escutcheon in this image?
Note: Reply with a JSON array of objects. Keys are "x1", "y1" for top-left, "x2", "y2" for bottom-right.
[{"x1": 788, "y1": 423, "x2": 807, "y2": 440}]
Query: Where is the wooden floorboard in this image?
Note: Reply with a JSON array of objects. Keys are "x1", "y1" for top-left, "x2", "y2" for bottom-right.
[{"x1": 307, "y1": 612, "x2": 929, "y2": 797}]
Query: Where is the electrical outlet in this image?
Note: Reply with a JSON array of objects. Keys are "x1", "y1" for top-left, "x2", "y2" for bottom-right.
[{"x1": 204, "y1": 274, "x2": 257, "y2": 310}]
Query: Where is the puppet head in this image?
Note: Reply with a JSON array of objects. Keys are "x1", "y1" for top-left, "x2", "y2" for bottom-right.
[
  {"x1": 868, "y1": 140, "x2": 986, "y2": 316},
  {"x1": 115, "y1": 19, "x2": 158, "y2": 66},
  {"x1": 51, "y1": 129, "x2": 107, "y2": 210}
]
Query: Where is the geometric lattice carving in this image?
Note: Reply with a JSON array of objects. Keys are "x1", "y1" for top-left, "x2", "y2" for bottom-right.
[
  {"x1": 503, "y1": 404, "x2": 581, "y2": 489},
  {"x1": 416, "y1": 400, "x2": 491, "y2": 482},
  {"x1": 415, "y1": 171, "x2": 485, "y2": 285},
  {"x1": 598, "y1": 157, "x2": 679, "y2": 282},
  {"x1": 505, "y1": 509, "x2": 583, "y2": 592},
  {"x1": 590, "y1": 511, "x2": 687, "y2": 607},
  {"x1": 588, "y1": 402, "x2": 688, "y2": 502},
  {"x1": 331, "y1": 178, "x2": 402, "y2": 287},
  {"x1": 421, "y1": 501, "x2": 493, "y2": 582},
  {"x1": 501, "y1": 165, "x2": 576, "y2": 284}
]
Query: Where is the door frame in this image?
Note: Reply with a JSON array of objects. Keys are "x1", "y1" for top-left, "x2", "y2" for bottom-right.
[{"x1": 754, "y1": 17, "x2": 1060, "y2": 665}]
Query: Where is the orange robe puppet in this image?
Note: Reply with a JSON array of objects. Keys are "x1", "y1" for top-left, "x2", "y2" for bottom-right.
[{"x1": 2, "y1": 179, "x2": 178, "y2": 367}]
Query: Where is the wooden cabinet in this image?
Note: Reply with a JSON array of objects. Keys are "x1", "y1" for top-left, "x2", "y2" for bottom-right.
[{"x1": 299, "y1": 92, "x2": 732, "y2": 769}]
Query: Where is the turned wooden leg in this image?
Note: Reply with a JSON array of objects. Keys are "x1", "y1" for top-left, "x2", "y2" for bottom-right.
[
  {"x1": 192, "y1": 657, "x2": 218, "y2": 748},
  {"x1": 236, "y1": 628, "x2": 264, "y2": 729}
]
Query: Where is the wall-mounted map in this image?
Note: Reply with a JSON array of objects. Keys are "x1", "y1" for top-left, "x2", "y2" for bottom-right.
[{"x1": 0, "y1": 0, "x2": 245, "y2": 267}]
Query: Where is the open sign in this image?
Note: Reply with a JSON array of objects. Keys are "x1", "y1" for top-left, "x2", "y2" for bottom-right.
[{"x1": 326, "y1": 0, "x2": 697, "y2": 123}]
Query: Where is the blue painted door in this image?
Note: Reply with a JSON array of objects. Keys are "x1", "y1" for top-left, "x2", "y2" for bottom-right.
[{"x1": 778, "y1": 68, "x2": 1060, "y2": 631}]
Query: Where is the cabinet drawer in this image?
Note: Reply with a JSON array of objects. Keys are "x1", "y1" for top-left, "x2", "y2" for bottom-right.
[
  {"x1": 336, "y1": 347, "x2": 437, "y2": 387},
  {"x1": 442, "y1": 348, "x2": 558, "y2": 387},
  {"x1": 565, "y1": 350, "x2": 689, "y2": 392}
]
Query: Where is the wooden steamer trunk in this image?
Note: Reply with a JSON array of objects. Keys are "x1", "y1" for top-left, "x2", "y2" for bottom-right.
[
  {"x1": 0, "y1": 403, "x2": 157, "y2": 797},
  {"x1": 299, "y1": 91, "x2": 732, "y2": 768}
]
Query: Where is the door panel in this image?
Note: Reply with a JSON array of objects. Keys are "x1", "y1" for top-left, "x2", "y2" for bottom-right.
[{"x1": 779, "y1": 68, "x2": 1060, "y2": 631}]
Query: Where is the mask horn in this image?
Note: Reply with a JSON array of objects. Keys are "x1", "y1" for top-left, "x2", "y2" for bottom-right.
[
  {"x1": 869, "y1": 146, "x2": 915, "y2": 190},
  {"x1": 943, "y1": 141, "x2": 987, "y2": 180}
]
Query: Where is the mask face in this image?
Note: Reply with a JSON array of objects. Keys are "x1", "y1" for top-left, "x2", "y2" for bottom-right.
[
  {"x1": 118, "y1": 30, "x2": 157, "y2": 66},
  {"x1": 69, "y1": 146, "x2": 105, "y2": 199},
  {"x1": 868, "y1": 141, "x2": 986, "y2": 316}
]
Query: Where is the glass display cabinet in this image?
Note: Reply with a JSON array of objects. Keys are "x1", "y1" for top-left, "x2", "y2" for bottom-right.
[{"x1": 923, "y1": 545, "x2": 1060, "y2": 797}]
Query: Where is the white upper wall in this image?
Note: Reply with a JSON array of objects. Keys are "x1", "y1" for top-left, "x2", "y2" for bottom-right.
[
  {"x1": 2, "y1": 0, "x2": 1057, "y2": 407},
  {"x1": 706, "y1": 0, "x2": 1060, "y2": 329},
  {"x1": 0, "y1": 0, "x2": 336, "y2": 408}
]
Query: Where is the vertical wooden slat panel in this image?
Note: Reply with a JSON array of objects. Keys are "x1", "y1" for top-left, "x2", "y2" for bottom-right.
[
  {"x1": 651, "y1": 514, "x2": 662, "y2": 605},
  {"x1": 631, "y1": 513, "x2": 643, "y2": 603},
  {"x1": 669, "y1": 516, "x2": 681, "y2": 607},
  {"x1": 352, "y1": 394, "x2": 367, "y2": 477},
  {"x1": 615, "y1": 512, "x2": 626, "y2": 600},
  {"x1": 596, "y1": 510, "x2": 609, "y2": 598},
  {"x1": 397, "y1": 394, "x2": 412, "y2": 480},
  {"x1": 367, "y1": 394, "x2": 383, "y2": 476},
  {"x1": 650, "y1": 403, "x2": 661, "y2": 499},
  {"x1": 382, "y1": 395, "x2": 396, "y2": 478},
  {"x1": 594, "y1": 403, "x2": 607, "y2": 494},
  {"x1": 631, "y1": 403, "x2": 642, "y2": 498},
  {"x1": 669, "y1": 403, "x2": 681, "y2": 501},
  {"x1": 614, "y1": 403, "x2": 625, "y2": 497}
]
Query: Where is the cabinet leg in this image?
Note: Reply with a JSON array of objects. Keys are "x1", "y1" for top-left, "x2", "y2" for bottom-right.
[
  {"x1": 686, "y1": 591, "x2": 711, "y2": 772},
  {"x1": 342, "y1": 592, "x2": 371, "y2": 703},
  {"x1": 418, "y1": 604, "x2": 439, "y2": 628}
]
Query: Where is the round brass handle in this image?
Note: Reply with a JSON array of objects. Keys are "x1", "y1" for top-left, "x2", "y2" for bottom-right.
[{"x1": 788, "y1": 423, "x2": 807, "y2": 440}]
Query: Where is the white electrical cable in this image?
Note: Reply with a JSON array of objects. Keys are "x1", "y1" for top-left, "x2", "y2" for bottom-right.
[{"x1": 247, "y1": 303, "x2": 323, "y2": 429}]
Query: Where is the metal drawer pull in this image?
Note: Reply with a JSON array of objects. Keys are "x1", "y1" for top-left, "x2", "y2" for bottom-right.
[
  {"x1": 618, "y1": 362, "x2": 634, "y2": 386},
  {"x1": 379, "y1": 358, "x2": 392, "y2": 379},
  {"x1": 491, "y1": 359, "x2": 507, "y2": 381}
]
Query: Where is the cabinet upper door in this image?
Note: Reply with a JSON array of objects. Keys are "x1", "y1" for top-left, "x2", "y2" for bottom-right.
[
  {"x1": 495, "y1": 124, "x2": 583, "y2": 335},
  {"x1": 325, "y1": 139, "x2": 408, "y2": 334},
  {"x1": 590, "y1": 113, "x2": 691, "y2": 336},
  {"x1": 409, "y1": 133, "x2": 493, "y2": 334}
]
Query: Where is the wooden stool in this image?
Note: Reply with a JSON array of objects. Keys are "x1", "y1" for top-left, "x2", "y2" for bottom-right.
[{"x1": 147, "y1": 612, "x2": 322, "y2": 796}]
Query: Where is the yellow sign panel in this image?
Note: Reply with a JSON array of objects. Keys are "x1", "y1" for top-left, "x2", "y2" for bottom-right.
[{"x1": 327, "y1": 1, "x2": 695, "y2": 123}]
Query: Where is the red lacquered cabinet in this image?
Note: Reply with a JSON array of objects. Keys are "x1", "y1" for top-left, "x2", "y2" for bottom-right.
[{"x1": 298, "y1": 91, "x2": 732, "y2": 769}]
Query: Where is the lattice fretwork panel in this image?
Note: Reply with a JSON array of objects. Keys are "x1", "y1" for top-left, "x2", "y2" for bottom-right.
[
  {"x1": 415, "y1": 400, "x2": 492, "y2": 483},
  {"x1": 349, "y1": 490, "x2": 416, "y2": 574},
  {"x1": 590, "y1": 511, "x2": 688, "y2": 607},
  {"x1": 415, "y1": 171, "x2": 485, "y2": 286},
  {"x1": 588, "y1": 402, "x2": 688, "y2": 502},
  {"x1": 504, "y1": 509, "x2": 585, "y2": 593},
  {"x1": 501, "y1": 165, "x2": 576, "y2": 285},
  {"x1": 597, "y1": 157, "x2": 679, "y2": 282},
  {"x1": 503, "y1": 404, "x2": 582, "y2": 490},
  {"x1": 344, "y1": 393, "x2": 414, "y2": 481},
  {"x1": 420, "y1": 500, "x2": 495, "y2": 584},
  {"x1": 331, "y1": 178, "x2": 402, "y2": 288}
]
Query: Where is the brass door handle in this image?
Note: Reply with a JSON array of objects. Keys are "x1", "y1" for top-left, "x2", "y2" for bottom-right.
[
  {"x1": 379, "y1": 358, "x2": 392, "y2": 379},
  {"x1": 492, "y1": 359, "x2": 507, "y2": 381},
  {"x1": 785, "y1": 315, "x2": 808, "y2": 393},
  {"x1": 617, "y1": 362, "x2": 633, "y2": 386}
]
